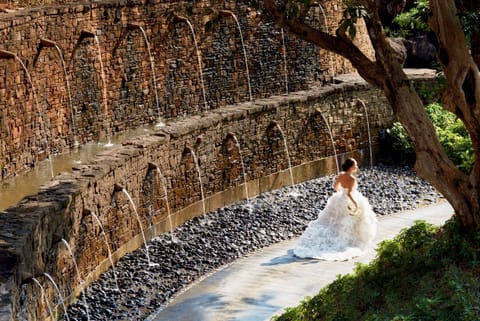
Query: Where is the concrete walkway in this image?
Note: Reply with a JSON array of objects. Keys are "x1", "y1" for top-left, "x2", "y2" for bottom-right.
[{"x1": 148, "y1": 202, "x2": 454, "y2": 321}]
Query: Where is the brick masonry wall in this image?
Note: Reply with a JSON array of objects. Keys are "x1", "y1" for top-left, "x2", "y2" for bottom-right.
[
  {"x1": 0, "y1": 0, "x2": 431, "y2": 319},
  {"x1": 0, "y1": 71, "x2": 439, "y2": 320},
  {"x1": 0, "y1": 0, "x2": 372, "y2": 181}
]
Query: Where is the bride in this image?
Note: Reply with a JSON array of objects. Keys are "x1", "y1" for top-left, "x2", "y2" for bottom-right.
[{"x1": 293, "y1": 158, "x2": 377, "y2": 261}]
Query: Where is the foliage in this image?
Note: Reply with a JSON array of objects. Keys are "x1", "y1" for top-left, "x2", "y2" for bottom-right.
[
  {"x1": 339, "y1": 3, "x2": 369, "y2": 40},
  {"x1": 416, "y1": 72, "x2": 446, "y2": 104},
  {"x1": 272, "y1": 220, "x2": 480, "y2": 321},
  {"x1": 387, "y1": 0, "x2": 430, "y2": 38},
  {"x1": 459, "y1": 11, "x2": 480, "y2": 42},
  {"x1": 425, "y1": 103, "x2": 473, "y2": 171},
  {"x1": 379, "y1": 122, "x2": 415, "y2": 165},
  {"x1": 380, "y1": 103, "x2": 473, "y2": 173}
]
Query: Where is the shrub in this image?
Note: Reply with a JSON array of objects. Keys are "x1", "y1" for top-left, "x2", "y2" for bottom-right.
[
  {"x1": 272, "y1": 220, "x2": 480, "y2": 321},
  {"x1": 380, "y1": 103, "x2": 473, "y2": 173}
]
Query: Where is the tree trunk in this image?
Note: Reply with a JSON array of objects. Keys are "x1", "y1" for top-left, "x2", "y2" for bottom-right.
[
  {"x1": 382, "y1": 78, "x2": 480, "y2": 230},
  {"x1": 427, "y1": 0, "x2": 480, "y2": 230},
  {"x1": 263, "y1": 0, "x2": 480, "y2": 231}
]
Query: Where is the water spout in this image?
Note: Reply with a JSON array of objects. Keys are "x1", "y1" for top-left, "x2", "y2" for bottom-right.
[
  {"x1": 0, "y1": 50, "x2": 54, "y2": 177},
  {"x1": 183, "y1": 146, "x2": 207, "y2": 222},
  {"x1": 226, "y1": 132, "x2": 250, "y2": 202},
  {"x1": 174, "y1": 16, "x2": 208, "y2": 111},
  {"x1": 269, "y1": 121, "x2": 300, "y2": 197},
  {"x1": 88, "y1": 210, "x2": 120, "y2": 291},
  {"x1": 219, "y1": 10, "x2": 253, "y2": 101},
  {"x1": 40, "y1": 38, "x2": 56, "y2": 48},
  {"x1": 148, "y1": 162, "x2": 176, "y2": 242},
  {"x1": 79, "y1": 30, "x2": 95, "y2": 41},
  {"x1": 318, "y1": 4, "x2": 335, "y2": 83},
  {"x1": 61, "y1": 238, "x2": 91, "y2": 321},
  {"x1": 357, "y1": 98, "x2": 373, "y2": 168},
  {"x1": 0, "y1": 49, "x2": 16, "y2": 59},
  {"x1": 126, "y1": 24, "x2": 161, "y2": 122},
  {"x1": 280, "y1": 28, "x2": 289, "y2": 94},
  {"x1": 44, "y1": 272, "x2": 71, "y2": 321},
  {"x1": 35, "y1": 39, "x2": 79, "y2": 147},
  {"x1": 31, "y1": 277, "x2": 55, "y2": 320},
  {"x1": 314, "y1": 108, "x2": 339, "y2": 174},
  {"x1": 121, "y1": 188, "x2": 155, "y2": 266}
]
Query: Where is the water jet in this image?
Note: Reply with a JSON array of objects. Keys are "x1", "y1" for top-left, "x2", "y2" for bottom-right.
[
  {"x1": 31, "y1": 278, "x2": 55, "y2": 321},
  {"x1": 148, "y1": 162, "x2": 176, "y2": 241},
  {"x1": 173, "y1": 16, "x2": 208, "y2": 112},
  {"x1": 125, "y1": 23, "x2": 161, "y2": 121},
  {"x1": 218, "y1": 10, "x2": 253, "y2": 101}
]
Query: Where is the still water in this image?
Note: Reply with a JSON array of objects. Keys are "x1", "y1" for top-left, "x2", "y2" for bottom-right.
[{"x1": 0, "y1": 126, "x2": 155, "y2": 212}]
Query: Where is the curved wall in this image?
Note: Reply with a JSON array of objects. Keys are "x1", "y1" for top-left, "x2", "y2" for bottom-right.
[
  {"x1": 0, "y1": 0, "x2": 428, "y2": 320},
  {"x1": 0, "y1": 70, "x2": 441, "y2": 320},
  {"x1": 0, "y1": 0, "x2": 372, "y2": 181}
]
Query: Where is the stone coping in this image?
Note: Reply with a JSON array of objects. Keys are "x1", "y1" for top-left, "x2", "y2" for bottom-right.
[{"x1": 0, "y1": 69, "x2": 437, "y2": 321}]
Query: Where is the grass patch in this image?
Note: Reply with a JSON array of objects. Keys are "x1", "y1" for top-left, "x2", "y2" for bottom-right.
[{"x1": 272, "y1": 219, "x2": 480, "y2": 321}]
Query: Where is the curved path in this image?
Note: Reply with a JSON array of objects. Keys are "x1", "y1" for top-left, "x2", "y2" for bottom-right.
[{"x1": 148, "y1": 201, "x2": 453, "y2": 321}]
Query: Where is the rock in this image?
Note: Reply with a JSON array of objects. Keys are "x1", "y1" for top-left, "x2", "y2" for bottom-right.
[
  {"x1": 403, "y1": 32, "x2": 438, "y2": 68},
  {"x1": 65, "y1": 165, "x2": 441, "y2": 321},
  {"x1": 387, "y1": 37, "x2": 408, "y2": 66}
]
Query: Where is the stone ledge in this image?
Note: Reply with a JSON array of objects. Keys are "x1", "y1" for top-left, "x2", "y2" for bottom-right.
[{"x1": 0, "y1": 70, "x2": 437, "y2": 320}]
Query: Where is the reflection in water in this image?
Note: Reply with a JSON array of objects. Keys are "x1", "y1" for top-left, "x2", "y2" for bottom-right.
[{"x1": 0, "y1": 125, "x2": 155, "y2": 212}]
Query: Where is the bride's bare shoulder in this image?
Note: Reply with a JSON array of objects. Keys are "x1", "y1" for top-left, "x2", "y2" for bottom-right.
[{"x1": 337, "y1": 172, "x2": 355, "y2": 187}]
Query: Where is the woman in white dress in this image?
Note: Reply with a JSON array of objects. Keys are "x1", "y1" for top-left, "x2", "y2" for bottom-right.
[{"x1": 293, "y1": 158, "x2": 377, "y2": 260}]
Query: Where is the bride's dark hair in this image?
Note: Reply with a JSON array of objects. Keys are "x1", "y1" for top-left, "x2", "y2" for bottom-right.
[{"x1": 341, "y1": 158, "x2": 356, "y2": 172}]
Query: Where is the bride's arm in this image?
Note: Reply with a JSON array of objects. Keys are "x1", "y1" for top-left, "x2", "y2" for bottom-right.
[
  {"x1": 345, "y1": 177, "x2": 359, "y2": 208},
  {"x1": 347, "y1": 188, "x2": 359, "y2": 208}
]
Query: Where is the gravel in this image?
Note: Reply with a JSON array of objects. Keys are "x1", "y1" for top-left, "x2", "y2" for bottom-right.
[{"x1": 63, "y1": 165, "x2": 442, "y2": 321}]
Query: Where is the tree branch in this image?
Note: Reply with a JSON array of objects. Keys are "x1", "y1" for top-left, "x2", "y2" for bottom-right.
[
  {"x1": 263, "y1": 0, "x2": 384, "y2": 87},
  {"x1": 429, "y1": 0, "x2": 480, "y2": 188}
]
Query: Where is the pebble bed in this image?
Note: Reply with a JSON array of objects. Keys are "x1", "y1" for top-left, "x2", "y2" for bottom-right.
[{"x1": 64, "y1": 165, "x2": 442, "y2": 321}]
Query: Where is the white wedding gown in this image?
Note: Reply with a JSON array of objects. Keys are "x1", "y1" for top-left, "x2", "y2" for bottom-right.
[{"x1": 293, "y1": 184, "x2": 377, "y2": 261}]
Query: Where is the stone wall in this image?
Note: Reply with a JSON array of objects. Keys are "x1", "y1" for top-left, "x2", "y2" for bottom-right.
[
  {"x1": 0, "y1": 70, "x2": 438, "y2": 320},
  {"x1": 0, "y1": 0, "x2": 434, "y2": 319},
  {"x1": 0, "y1": 0, "x2": 373, "y2": 181}
]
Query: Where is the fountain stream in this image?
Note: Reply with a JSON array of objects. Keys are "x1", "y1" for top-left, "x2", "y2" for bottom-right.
[
  {"x1": 357, "y1": 98, "x2": 373, "y2": 168},
  {"x1": 0, "y1": 50, "x2": 55, "y2": 177},
  {"x1": 17, "y1": 56, "x2": 55, "y2": 177},
  {"x1": 174, "y1": 16, "x2": 208, "y2": 111},
  {"x1": 36, "y1": 39, "x2": 78, "y2": 147},
  {"x1": 280, "y1": 28, "x2": 289, "y2": 94},
  {"x1": 43, "y1": 272, "x2": 70, "y2": 321},
  {"x1": 270, "y1": 121, "x2": 300, "y2": 196},
  {"x1": 227, "y1": 133, "x2": 249, "y2": 202},
  {"x1": 318, "y1": 4, "x2": 335, "y2": 83},
  {"x1": 219, "y1": 10, "x2": 253, "y2": 101},
  {"x1": 93, "y1": 34, "x2": 112, "y2": 146},
  {"x1": 61, "y1": 238, "x2": 91, "y2": 321},
  {"x1": 90, "y1": 211, "x2": 120, "y2": 290},
  {"x1": 315, "y1": 108, "x2": 339, "y2": 174},
  {"x1": 121, "y1": 188, "x2": 155, "y2": 266},
  {"x1": 185, "y1": 147, "x2": 207, "y2": 222},
  {"x1": 93, "y1": 35, "x2": 108, "y2": 118},
  {"x1": 151, "y1": 164, "x2": 176, "y2": 241},
  {"x1": 127, "y1": 24, "x2": 161, "y2": 120},
  {"x1": 75, "y1": 31, "x2": 111, "y2": 146},
  {"x1": 31, "y1": 277, "x2": 55, "y2": 320},
  {"x1": 54, "y1": 44, "x2": 78, "y2": 147}
]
